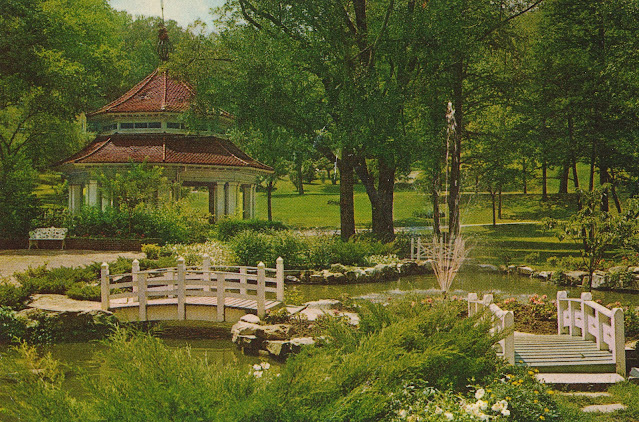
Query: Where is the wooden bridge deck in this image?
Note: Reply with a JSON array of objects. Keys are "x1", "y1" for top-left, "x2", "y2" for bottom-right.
[
  {"x1": 110, "y1": 296, "x2": 281, "y2": 312},
  {"x1": 512, "y1": 333, "x2": 616, "y2": 373}
]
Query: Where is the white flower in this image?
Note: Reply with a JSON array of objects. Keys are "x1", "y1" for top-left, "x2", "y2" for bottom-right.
[
  {"x1": 260, "y1": 362, "x2": 271, "y2": 370},
  {"x1": 253, "y1": 370, "x2": 263, "y2": 378},
  {"x1": 475, "y1": 388, "x2": 485, "y2": 400},
  {"x1": 499, "y1": 400, "x2": 509, "y2": 410},
  {"x1": 477, "y1": 400, "x2": 488, "y2": 411},
  {"x1": 435, "y1": 406, "x2": 443, "y2": 414},
  {"x1": 444, "y1": 412, "x2": 454, "y2": 421},
  {"x1": 398, "y1": 409, "x2": 408, "y2": 418},
  {"x1": 253, "y1": 364, "x2": 262, "y2": 371},
  {"x1": 501, "y1": 409, "x2": 510, "y2": 417},
  {"x1": 492, "y1": 402, "x2": 503, "y2": 412}
]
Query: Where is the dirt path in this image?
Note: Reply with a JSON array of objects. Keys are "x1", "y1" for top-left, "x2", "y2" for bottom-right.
[{"x1": 0, "y1": 250, "x2": 144, "y2": 280}]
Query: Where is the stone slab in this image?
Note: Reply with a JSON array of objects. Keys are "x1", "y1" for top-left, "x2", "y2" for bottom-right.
[
  {"x1": 581, "y1": 404, "x2": 627, "y2": 413},
  {"x1": 28, "y1": 294, "x2": 101, "y2": 313},
  {"x1": 536, "y1": 373, "x2": 625, "y2": 385}
]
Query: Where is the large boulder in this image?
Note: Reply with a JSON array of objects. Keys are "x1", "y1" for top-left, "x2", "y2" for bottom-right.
[
  {"x1": 290, "y1": 337, "x2": 315, "y2": 353},
  {"x1": 264, "y1": 340, "x2": 291, "y2": 358},
  {"x1": 477, "y1": 264, "x2": 500, "y2": 273},
  {"x1": 231, "y1": 321, "x2": 260, "y2": 338},
  {"x1": 518, "y1": 266, "x2": 535, "y2": 276},
  {"x1": 255, "y1": 324, "x2": 291, "y2": 340},
  {"x1": 591, "y1": 271, "x2": 609, "y2": 289},
  {"x1": 304, "y1": 299, "x2": 341, "y2": 310}
]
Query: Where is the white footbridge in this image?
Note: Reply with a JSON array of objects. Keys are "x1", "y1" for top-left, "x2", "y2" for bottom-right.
[{"x1": 101, "y1": 256, "x2": 284, "y2": 323}]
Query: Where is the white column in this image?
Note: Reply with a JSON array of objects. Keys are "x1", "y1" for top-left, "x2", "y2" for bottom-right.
[
  {"x1": 215, "y1": 182, "x2": 226, "y2": 221},
  {"x1": 227, "y1": 182, "x2": 239, "y2": 217},
  {"x1": 87, "y1": 180, "x2": 99, "y2": 207}
]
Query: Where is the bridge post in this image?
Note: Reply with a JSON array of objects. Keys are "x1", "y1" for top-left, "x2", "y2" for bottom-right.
[
  {"x1": 276, "y1": 257, "x2": 284, "y2": 302},
  {"x1": 417, "y1": 238, "x2": 422, "y2": 260},
  {"x1": 239, "y1": 267, "x2": 247, "y2": 295},
  {"x1": 257, "y1": 262, "x2": 266, "y2": 318},
  {"x1": 612, "y1": 307, "x2": 626, "y2": 376},
  {"x1": 177, "y1": 257, "x2": 186, "y2": 320},
  {"x1": 467, "y1": 293, "x2": 478, "y2": 317},
  {"x1": 556, "y1": 291, "x2": 568, "y2": 335},
  {"x1": 410, "y1": 238, "x2": 414, "y2": 260},
  {"x1": 138, "y1": 273, "x2": 147, "y2": 321},
  {"x1": 100, "y1": 262, "x2": 109, "y2": 311},
  {"x1": 580, "y1": 292, "x2": 592, "y2": 341},
  {"x1": 203, "y1": 254, "x2": 211, "y2": 292},
  {"x1": 131, "y1": 259, "x2": 140, "y2": 304},
  {"x1": 503, "y1": 310, "x2": 515, "y2": 364},
  {"x1": 217, "y1": 273, "x2": 225, "y2": 322}
]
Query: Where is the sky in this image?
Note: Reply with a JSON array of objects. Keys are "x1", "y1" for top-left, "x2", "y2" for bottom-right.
[{"x1": 109, "y1": 0, "x2": 226, "y2": 28}]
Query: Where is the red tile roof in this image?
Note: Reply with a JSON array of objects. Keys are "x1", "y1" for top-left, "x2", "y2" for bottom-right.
[
  {"x1": 88, "y1": 68, "x2": 193, "y2": 116},
  {"x1": 58, "y1": 134, "x2": 273, "y2": 172}
]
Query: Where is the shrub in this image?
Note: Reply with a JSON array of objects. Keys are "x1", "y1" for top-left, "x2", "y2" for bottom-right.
[
  {"x1": 141, "y1": 243, "x2": 162, "y2": 259},
  {"x1": 0, "y1": 306, "x2": 27, "y2": 342},
  {"x1": 15, "y1": 265, "x2": 95, "y2": 296},
  {"x1": 0, "y1": 281, "x2": 31, "y2": 310},
  {"x1": 216, "y1": 218, "x2": 287, "y2": 241},
  {"x1": 66, "y1": 283, "x2": 101, "y2": 302}
]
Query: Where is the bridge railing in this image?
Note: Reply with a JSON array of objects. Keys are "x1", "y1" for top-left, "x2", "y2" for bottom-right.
[
  {"x1": 101, "y1": 256, "x2": 284, "y2": 322},
  {"x1": 410, "y1": 237, "x2": 428, "y2": 260},
  {"x1": 468, "y1": 293, "x2": 515, "y2": 364},
  {"x1": 556, "y1": 291, "x2": 625, "y2": 375}
]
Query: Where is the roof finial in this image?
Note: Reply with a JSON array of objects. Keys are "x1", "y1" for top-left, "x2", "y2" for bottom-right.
[{"x1": 157, "y1": 0, "x2": 171, "y2": 62}]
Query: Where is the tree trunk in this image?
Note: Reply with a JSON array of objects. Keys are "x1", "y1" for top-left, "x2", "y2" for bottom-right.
[
  {"x1": 296, "y1": 163, "x2": 304, "y2": 195},
  {"x1": 599, "y1": 166, "x2": 610, "y2": 212},
  {"x1": 432, "y1": 169, "x2": 441, "y2": 240},
  {"x1": 267, "y1": 180, "x2": 273, "y2": 221},
  {"x1": 449, "y1": 59, "x2": 464, "y2": 239},
  {"x1": 558, "y1": 162, "x2": 569, "y2": 194},
  {"x1": 338, "y1": 153, "x2": 356, "y2": 241},
  {"x1": 376, "y1": 159, "x2": 395, "y2": 240},
  {"x1": 589, "y1": 140, "x2": 596, "y2": 191},
  {"x1": 542, "y1": 161, "x2": 548, "y2": 201},
  {"x1": 522, "y1": 158, "x2": 527, "y2": 194},
  {"x1": 498, "y1": 187, "x2": 502, "y2": 219},
  {"x1": 354, "y1": 156, "x2": 395, "y2": 241},
  {"x1": 490, "y1": 190, "x2": 496, "y2": 227}
]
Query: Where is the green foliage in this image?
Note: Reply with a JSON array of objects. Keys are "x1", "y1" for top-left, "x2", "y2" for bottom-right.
[
  {"x1": 0, "y1": 281, "x2": 31, "y2": 310},
  {"x1": 216, "y1": 218, "x2": 287, "y2": 241},
  {"x1": 0, "y1": 306, "x2": 27, "y2": 341},
  {"x1": 230, "y1": 230, "x2": 393, "y2": 269},
  {"x1": 545, "y1": 187, "x2": 639, "y2": 286},
  {"x1": 142, "y1": 243, "x2": 162, "y2": 259},
  {"x1": 0, "y1": 157, "x2": 39, "y2": 238},
  {"x1": 66, "y1": 283, "x2": 101, "y2": 302},
  {"x1": 63, "y1": 200, "x2": 211, "y2": 244},
  {"x1": 15, "y1": 264, "x2": 95, "y2": 296}
]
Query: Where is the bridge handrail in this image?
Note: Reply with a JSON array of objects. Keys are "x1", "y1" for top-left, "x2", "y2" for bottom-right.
[
  {"x1": 556, "y1": 291, "x2": 625, "y2": 376},
  {"x1": 468, "y1": 293, "x2": 515, "y2": 364},
  {"x1": 410, "y1": 237, "x2": 429, "y2": 261},
  {"x1": 101, "y1": 256, "x2": 284, "y2": 322}
]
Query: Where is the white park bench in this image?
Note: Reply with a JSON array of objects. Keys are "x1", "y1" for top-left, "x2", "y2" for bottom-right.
[{"x1": 28, "y1": 227, "x2": 68, "y2": 250}]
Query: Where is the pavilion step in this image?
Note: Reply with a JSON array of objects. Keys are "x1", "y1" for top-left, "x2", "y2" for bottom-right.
[{"x1": 535, "y1": 373, "x2": 625, "y2": 390}]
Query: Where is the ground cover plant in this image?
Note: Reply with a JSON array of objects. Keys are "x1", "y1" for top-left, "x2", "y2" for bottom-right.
[{"x1": 0, "y1": 297, "x2": 582, "y2": 421}]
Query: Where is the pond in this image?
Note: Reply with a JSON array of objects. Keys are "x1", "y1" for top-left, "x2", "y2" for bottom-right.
[{"x1": 2, "y1": 271, "x2": 638, "y2": 402}]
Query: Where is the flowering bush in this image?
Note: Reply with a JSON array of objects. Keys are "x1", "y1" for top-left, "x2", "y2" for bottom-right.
[
  {"x1": 388, "y1": 367, "x2": 561, "y2": 422},
  {"x1": 498, "y1": 295, "x2": 556, "y2": 335}
]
